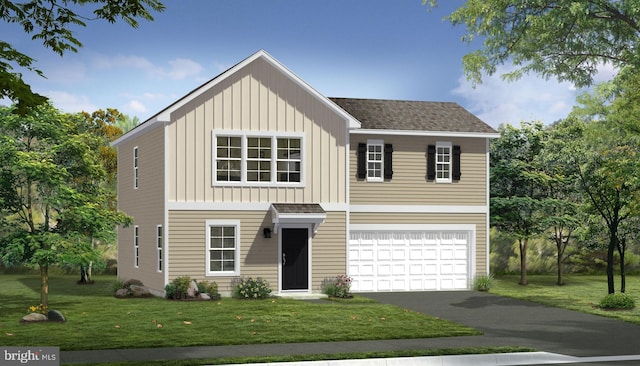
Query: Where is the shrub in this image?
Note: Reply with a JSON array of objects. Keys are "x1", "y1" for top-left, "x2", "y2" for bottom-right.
[
  {"x1": 473, "y1": 274, "x2": 495, "y2": 292},
  {"x1": 322, "y1": 275, "x2": 353, "y2": 298},
  {"x1": 197, "y1": 280, "x2": 221, "y2": 300},
  {"x1": 112, "y1": 280, "x2": 125, "y2": 292},
  {"x1": 233, "y1": 277, "x2": 272, "y2": 299},
  {"x1": 165, "y1": 276, "x2": 192, "y2": 300},
  {"x1": 599, "y1": 293, "x2": 636, "y2": 310}
]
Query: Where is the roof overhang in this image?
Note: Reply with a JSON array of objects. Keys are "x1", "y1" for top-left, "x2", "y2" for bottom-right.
[
  {"x1": 271, "y1": 204, "x2": 326, "y2": 235},
  {"x1": 349, "y1": 128, "x2": 501, "y2": 139}
]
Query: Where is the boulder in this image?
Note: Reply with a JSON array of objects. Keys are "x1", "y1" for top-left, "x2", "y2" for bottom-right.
[
  {"x1": 47, "y1": 309, "x2": 66, "y2": 322},
  {"x1": 198, "y1": 293, "x2": 211, "y2": 301},
  {"x1": 115, "y1": 288, "x2": 131, "y2": 298},
  {"x1": 21, "y1": 313, "x2": 47, "y2": 323},
  {"x1": 187, "y1": 280, "x2": 199, "y2": 298},
  {"x1": 129, "y1": 284, "x2": 150, "y2": 297}
]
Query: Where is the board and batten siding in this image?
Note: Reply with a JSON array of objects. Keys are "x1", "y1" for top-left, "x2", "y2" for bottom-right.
[
  {"x1": 167, "y1": 56, "x2": 347, "y2": 205},
  {"x1": 168, "y1": 210, "x2": 346, "y2": 294},
  {"x1": 350, "y1": 135, "x2": 488, "y2": 206},
  {"x1": 116, "y1": 124, "x2": 165, "y2": 292},
  {"x1": 349, "y1": 212, "x2": 487, "y2": 275}
]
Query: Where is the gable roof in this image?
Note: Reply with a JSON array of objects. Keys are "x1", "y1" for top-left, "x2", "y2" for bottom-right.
[
  {"x1": 112, "y1": 50, "x2": 360, "y2": 147},
  {"x1": 330, "y1": 98, "x2": 498, "y2": 137}
]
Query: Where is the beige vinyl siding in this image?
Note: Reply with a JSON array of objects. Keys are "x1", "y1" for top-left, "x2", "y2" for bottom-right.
[
  {"x1": 350, "y1": 135, "x2": 488, "y2": 206},
  {"x1": 168, "y1": 210, "x2": 346, "y2": 294},
  {"x1": 116, "y1": 124, "x2": 165, "y2": 291},
  {"x1": 167, "y1": 56, "x2": 347, "y2": 205},
  {"x1": 350, "y1": 212, "x2": 487, "y2": 275},
  {"x1": 311, "y1": 211, "x2": 347, "y2": 291}
]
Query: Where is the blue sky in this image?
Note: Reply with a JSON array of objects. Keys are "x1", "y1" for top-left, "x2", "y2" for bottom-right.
[{"x1": 2, "y1": 0, "x2": 616, "y2": 128}]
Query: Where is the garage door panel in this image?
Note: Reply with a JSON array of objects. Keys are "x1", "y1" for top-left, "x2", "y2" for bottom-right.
[{"x1": 349, "y1": 230, "x2": 471, "y2": 291}]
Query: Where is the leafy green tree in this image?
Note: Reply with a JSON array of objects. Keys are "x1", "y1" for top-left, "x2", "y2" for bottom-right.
[
  {"x1": 490, "y1": 122, "x2": 552, "y2": 285},
  {"x1": 73, "y1": 108, "x2": 124, "y2": 283},
  {"x1": 541, "y1": 119, "x2": 585, "y2": 285},
  {"x1": 424, "y1": 0, "x2": 640, "y2": 87},
  {"x1": 115, "y1": 114, "x2": 140, "y2": 134},
  {"x1": 1, "y1": 0, "x2": 164, "y2": 113},
  {"x1": 0, "y1": 103, "x2": 131, "y2": 305},
  {"x1": 568, "y1": 84, "x2": 640, "y2": 293}
]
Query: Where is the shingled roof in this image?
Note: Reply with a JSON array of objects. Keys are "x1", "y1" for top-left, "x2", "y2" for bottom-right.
[{"x1": 330, "y1": 98, "x2": 497, "y2": 134}]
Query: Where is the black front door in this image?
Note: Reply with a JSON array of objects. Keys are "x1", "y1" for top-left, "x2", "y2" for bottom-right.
[{"x1": 282, "y1": 228, "x2": 309, "y2": 290}]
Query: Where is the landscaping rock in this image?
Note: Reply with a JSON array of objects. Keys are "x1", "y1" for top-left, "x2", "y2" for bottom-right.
[
  {"x1": 21, "y1": 313, "x2": 47, "y2": 323},
  {"x1": 47, "y1": 309, "x2": 66, "y2": 322},
  {"x1": 198, "y1": 293, "x2": 211, "y2": 300},
  {"x1": 115, "y1": 288, "x2": 131, "y2": 298},
  {"x1": 129, "y1": 284, "x2": 150, "y2": 297},
  {"x1": 187, "y1": 280, "x2": 199, "y2": 297}
]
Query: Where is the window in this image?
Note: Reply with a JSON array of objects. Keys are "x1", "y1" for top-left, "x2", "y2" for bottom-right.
[
  {"x1": 366, "y1": 140, "x2": 383, "y2": 181},
  {"x1": 157, "y1": 225, "x2": 163, "y2": 272},
  {"x1": 213, "y1": 133, "x2": 303, "y2": 185},
  {"x1": 427, "y1": 143, "x2": 461, "y2": 182},
  {"x1": 276, "y1": 138, "x2": 301, "y2": 182},
  {"x1": 216, "y1": 136, "x2": 241, "y2": 182},
  {"x1": 133, "y1": 147, "x2": 139, "y2": 189},
  {"x1": 134, "y1": 226, "x2": 139, "y2": 268},
  {"x1": 247, "y1": 137, "x2": 271, "y2": 182},
  {"x1": 206, "y1": 220, "x2": 240, "y2": 276},
  {"x1": 357, "y1": 141, "x2": 393, "y2": 181},
  {"x1": 436, "y1": 142, "x2": 452, "y2": 183}
]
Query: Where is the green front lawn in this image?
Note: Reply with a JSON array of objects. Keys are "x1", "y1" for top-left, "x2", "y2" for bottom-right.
[
  {"x1": 491, "y1": 275, "x2": 640, "y2": 325},
  {"x1": 0, "y1": 275, "x2": 480, "y2": 351}
]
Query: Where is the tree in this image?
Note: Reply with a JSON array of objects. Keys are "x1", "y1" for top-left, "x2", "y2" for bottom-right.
[
  {"x1": 0, "y1": 103, "x2": 131, "y2": 305},
  {"x1": 541, "y1": 119, "x2": 585, "y2": 285},
  {"x1": 490, "y1": 122, "x2": 552, "y2": 285},
  {"x1": 115, "y1": 114, "x2": 140, "y2": 134},
  {"x1": 1, "y1": 0, "x2": 164, "y2": 113},
  {"x1": 74, "y1": 108, "x2": 125, "y2": 283},
  {"x1": 424, "y1": 0, "x2": 640, "y2": 87},
  {"x1": 568, "y1": 84, "x2": 640, "y2": 294}
]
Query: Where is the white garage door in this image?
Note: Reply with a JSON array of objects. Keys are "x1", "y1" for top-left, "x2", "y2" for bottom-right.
[{"x1": 348, "y1": 230, "x2": 471, "y2": 292}]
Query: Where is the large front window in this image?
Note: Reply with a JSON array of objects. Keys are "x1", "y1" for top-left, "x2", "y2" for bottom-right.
[
  {"x1": 213, "y1": 133, "x2": 303, "y2": 185},
  {"x1": 206, "y1": 220, "x2": 240, "y2": 276}
]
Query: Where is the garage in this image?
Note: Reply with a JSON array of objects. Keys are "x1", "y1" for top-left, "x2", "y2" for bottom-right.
[{"x1": 348, "y1": 228, "x2": 473, "y2": 292}]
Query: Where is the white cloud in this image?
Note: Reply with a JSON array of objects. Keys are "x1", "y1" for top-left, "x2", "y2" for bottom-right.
[
  {"x1": 47, "y1": 91, "x2": 97, "y2": 114},
  {"x1": 163, "y1": 58, "x2": 203, "y2": 80},
  {"x1": 122, "y1": 100, "x2": 148, "y2": 115},
  {"x1": 92, "y1": 54, "x2": 204, "y2": 81},
  {"x1": 452, "y1": 64, "x2": 577, "y2": 128}
]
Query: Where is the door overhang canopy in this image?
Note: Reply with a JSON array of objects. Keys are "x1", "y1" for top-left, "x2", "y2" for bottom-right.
[{"x1": 271, "y1": 203, "x2": 326, "y2": 235}]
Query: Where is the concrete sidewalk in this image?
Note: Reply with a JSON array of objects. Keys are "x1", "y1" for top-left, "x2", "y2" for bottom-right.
[{"x1": 60, "y1": 291, "x2": 640, "y2": 365}]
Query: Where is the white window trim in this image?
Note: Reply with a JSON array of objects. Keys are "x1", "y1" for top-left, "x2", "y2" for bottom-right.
[
  {"x1": 366, "y1": 139, "x2": 384, "y2": 182},
  {"x1": 156, "y1": 225, "x2": 163, "y2": 272},
  {"x1": 133, "y1": 146, "x2": 139, "y2": 189},
  {"x1": 134, "y1": 225, "x2": 139, "y2": 268},
  {"x1": 436, "y1": 141, "x2": 452, "y2": 184},
  {"x1": 212, "y1": 131, "x2": 305, "y2": 187},
  {"x1": 205, "y1": 219, "x2": 241, "y2": 277}
]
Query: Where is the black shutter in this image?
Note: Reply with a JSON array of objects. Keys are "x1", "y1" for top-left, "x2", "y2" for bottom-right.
[
  {"x1": 384, "y1": 144, "x2": 393, "y2": 180},
  {"x1": 357, "y1": 143, "x2": 366, "y2": 180},
  {"x1": 427, "y1": 145, "x2": 436, "y2": 180},
  {"x1": 453, "y1": 145, "x2": 461, "y2": 180}
]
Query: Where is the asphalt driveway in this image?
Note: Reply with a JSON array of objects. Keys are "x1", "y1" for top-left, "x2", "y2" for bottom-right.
[{"x1": 364, "y1": 291, "x2": 640, "y2": 358}]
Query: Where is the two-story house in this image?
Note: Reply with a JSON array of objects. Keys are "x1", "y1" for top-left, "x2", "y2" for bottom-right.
[{"x1": 112, "y1": 50, "x2": 498, "y2": 296}]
